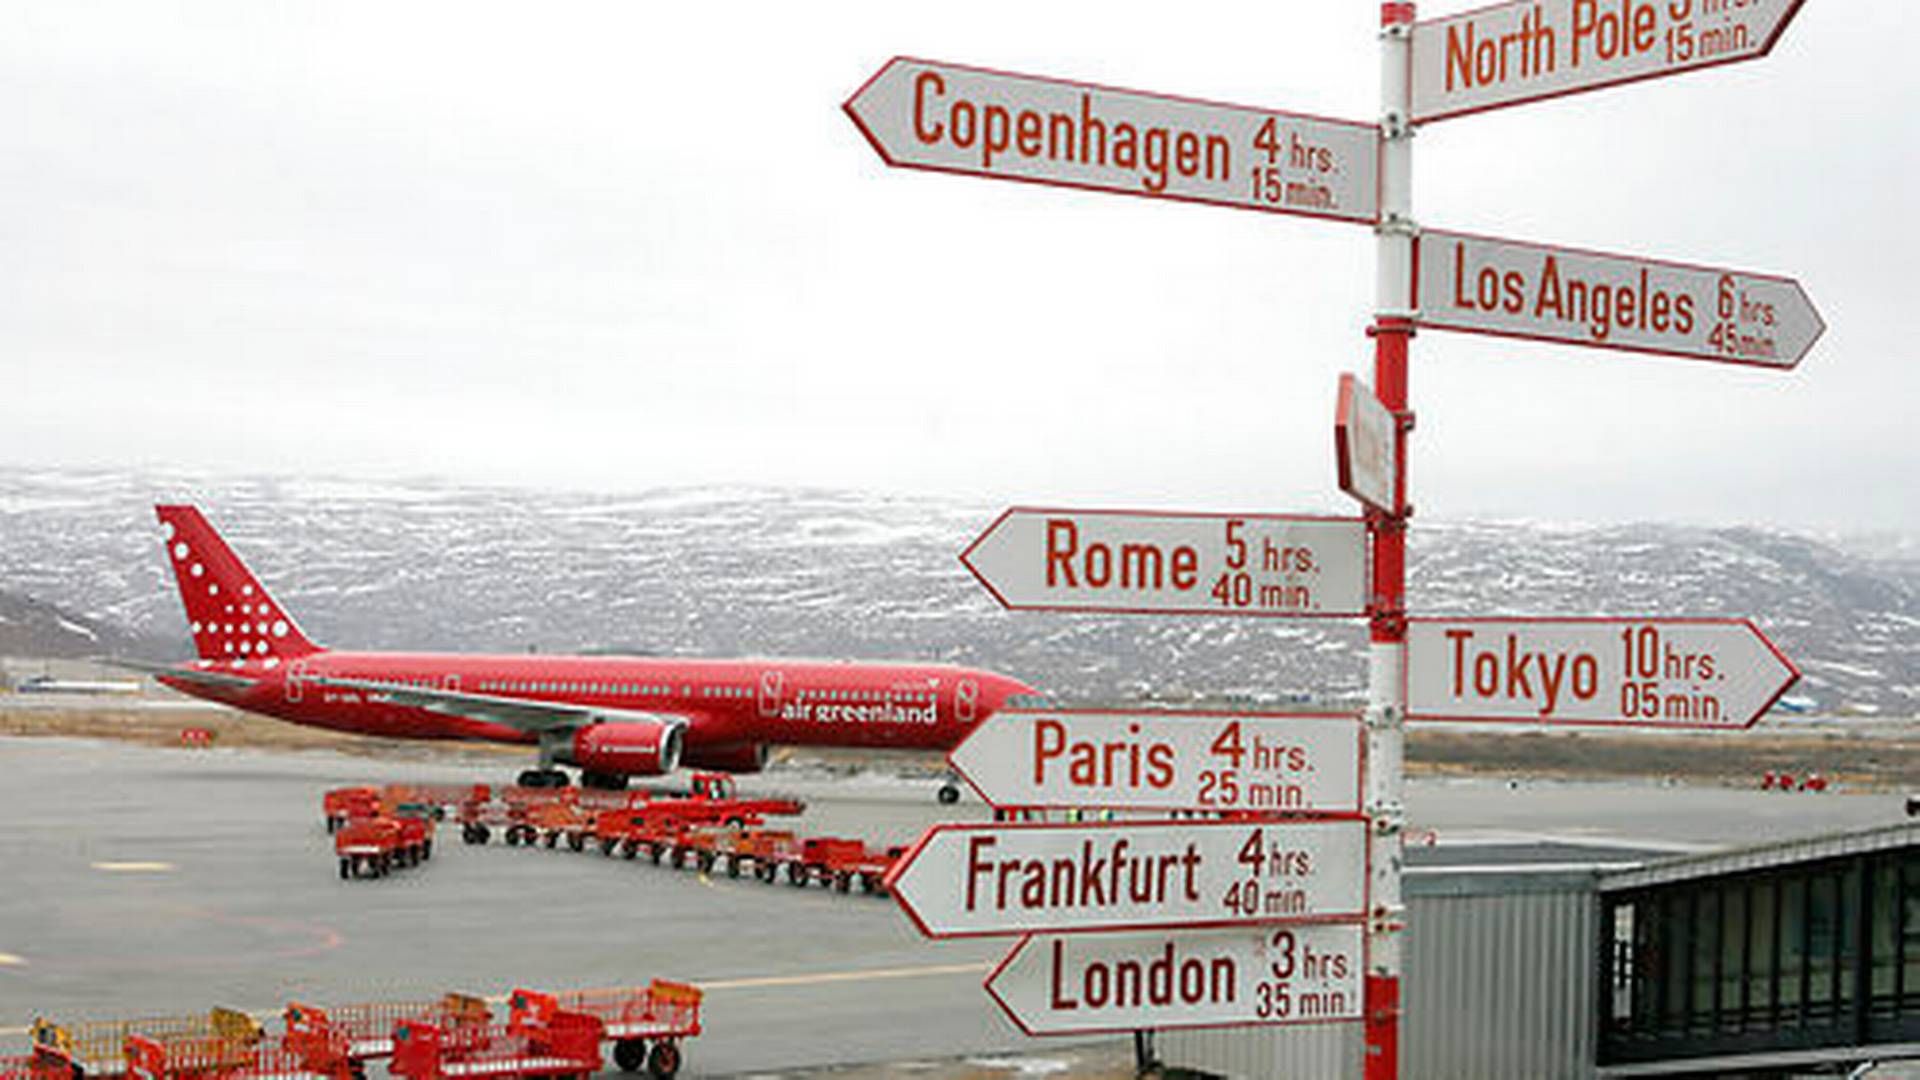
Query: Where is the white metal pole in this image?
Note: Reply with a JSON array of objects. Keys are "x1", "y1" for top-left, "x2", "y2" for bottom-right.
[{"x1": 1364, "y1": 4, "x2": 1415, "y2": 1078}]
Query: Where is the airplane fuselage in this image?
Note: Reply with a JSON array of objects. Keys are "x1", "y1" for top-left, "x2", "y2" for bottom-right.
[{"x1": 162, "y1": 652, "x2": 1024, "y2": 755}]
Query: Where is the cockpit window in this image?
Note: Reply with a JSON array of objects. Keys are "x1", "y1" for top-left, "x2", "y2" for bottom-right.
[{"x1": 1004, "y1": 693, "x2": 1054, "y2": 708}]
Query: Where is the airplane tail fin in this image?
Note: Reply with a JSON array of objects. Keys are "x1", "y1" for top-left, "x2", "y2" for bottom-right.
[{"x1": 155, "y1": 505, "x2": 321, "y2": 663}]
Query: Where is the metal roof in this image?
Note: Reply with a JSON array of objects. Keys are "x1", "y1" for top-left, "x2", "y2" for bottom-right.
[{"x1": 1601, "y1": 818, "x2": 1920, "y2": 893}]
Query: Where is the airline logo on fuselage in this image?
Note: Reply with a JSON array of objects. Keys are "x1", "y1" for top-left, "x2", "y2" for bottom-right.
[{"x1": 780, "y1": 700, "x2": 940, "y2": 726}]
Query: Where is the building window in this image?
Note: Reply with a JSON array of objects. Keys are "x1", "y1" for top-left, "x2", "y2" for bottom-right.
[{"x1": 1749, "y1": 879, "x2": 1778, "y2": 1027}]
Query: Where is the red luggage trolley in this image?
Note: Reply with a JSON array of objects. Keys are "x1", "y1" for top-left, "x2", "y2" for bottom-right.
[
  {"x1": 507, "y1": 984, "x2": 699, "y2": 1079},
  {"x1": 124, "y1": 1033, "x2": 346, "y2": 1080},
  {"x1": 389, "y1": 1012, "x2": 601, "y2": 1080},
  {"x1": 284, "y1": 995, "x2": 488, "y2": 1074}
]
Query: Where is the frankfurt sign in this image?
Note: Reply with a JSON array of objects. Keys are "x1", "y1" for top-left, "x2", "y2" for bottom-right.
[{"x1": 885, "y1": 818, "x2": 1368, "y2": 939}]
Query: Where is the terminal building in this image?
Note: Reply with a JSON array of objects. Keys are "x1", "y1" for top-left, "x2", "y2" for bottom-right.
[{"x1": 1159, "y1": 821, "x2": 1920, "y2": 1079}]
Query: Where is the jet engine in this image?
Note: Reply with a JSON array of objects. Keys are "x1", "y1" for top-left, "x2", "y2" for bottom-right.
[
  {"x1": 563, "y1": 719, "x2": 684, "y2": 777},
  {"x1": 679, "y1": 742, "x2": 769, "y2": 774}
]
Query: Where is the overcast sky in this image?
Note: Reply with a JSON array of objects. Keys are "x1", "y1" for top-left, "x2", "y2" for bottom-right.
[{"x1": 5, "y1": 2, "x2": 1913, "y2": 530}]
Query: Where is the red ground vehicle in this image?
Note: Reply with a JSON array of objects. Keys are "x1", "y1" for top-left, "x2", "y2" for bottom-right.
[
  {"x1": 334, "y1": 820, "x2": 403, "y2": 879},
  {"x1": 458, "y1": 788, "x2": 576, "y2": 846},
  {"x1": 507, "y1": 985, "x2": 698, "y2": 1079},
  {"x1": 284, "y1": 995, "x2": 488, "y2": 1072},
  {"x1": 0, "y1": 1049, "x2": 75, "y2": 1080},
  {"x1": 704, "y1": 829, "x2": 789, "y2": 879},
  {"x1": 322, "y1": 787, "x2": 381, "y2": 833},
  {"x1": 32, "y1": 1009, "x2": 262, "y2": 1078},
  {"x1": 818, "y1": 841, "x2": 906, "y2": 896},
  {"x1": 523, "y1": 802, "x2": 595, "y2": 851},
  {"x1": 123, "y1": 1033, "x2": 340, "y2": 1080},
  {"x1": 389, "y1": 1013, "x2": 602, "y2": 1080}
]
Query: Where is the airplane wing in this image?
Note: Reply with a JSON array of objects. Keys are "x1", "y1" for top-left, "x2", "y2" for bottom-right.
[
  {"x1": 308, "y1": 675, "x2": 687, "y2": 736},
  {"x1": 100, "y1": 657, "x2": 259, "y2": 691}
]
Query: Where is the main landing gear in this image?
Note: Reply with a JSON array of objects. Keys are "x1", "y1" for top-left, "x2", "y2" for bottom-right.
[
  {"x1": 517, "y1": 768, "x2": 571, "y2": 789},
  {"x1": 581, "y1": 771, "x2": 629, "y2": 791}
]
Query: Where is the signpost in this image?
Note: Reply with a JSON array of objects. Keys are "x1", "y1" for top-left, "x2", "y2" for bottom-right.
[
  {"x1": 987, "y1": 923, "x2": 1365, "y2": 1036},
  {"x1": 845, "y1": 57, "x2": 1381, "y2": 224},
  {"x1": 949, "y1": 708, "x2": 1362, "y2": 815},
  {"x1": 1415, "y1": 229, "x2": 1824, "y2": 368},
  {"x1": 1335, "y1": 374, "x2": 1399, "y2": 513},
  {"x1": 1410, "y1": 0, "x2": 1810, "y2": 123},
  {"x1": 849, "y1": 3, "x2": 1820, "y2": 1071},
  {"x1": 884, "y1": 818, "x2": 1367, "y2": 939},
  {"x1": 960, "y1": 508, "x2": 1369, "y2": 618},
  {"x1": 1406, "y1": 617, "x2": 1799, "y2": 728}
]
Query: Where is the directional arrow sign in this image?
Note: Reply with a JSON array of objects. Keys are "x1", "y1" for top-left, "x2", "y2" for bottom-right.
[
  {"x1": 1410, "y1": 0, "x2": 1810, "y2": 123},
  {"x1": 1415, "y1": 229, "x2": 1823, "y2": 368},
  {"x1": 845, "y1": 57, "x2": 1380, "y2": 224},
  {"x1": 885, "y1": 818, "x2": 1367, "y2": 939},
  {"x1": 1406, "y1": 617, "x2": 1799, "y2": 728},
  {"x1": 950, "y1": 709, "x2": 1361, "y2": 814},
  {"x1": 1334, "y1": 374, "x2": 1398, "y2": 512},
  {"x1": 987, "y1": 923, "x2": 1364, "y2": 1036},
  {"x1": 961, "y1": 508, "x2": 1368, "y2": 618}
]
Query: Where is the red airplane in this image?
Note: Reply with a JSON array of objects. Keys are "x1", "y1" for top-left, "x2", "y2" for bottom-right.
[{"x1": 124, "y1": 505, "x2": 1040, "y2": 800}]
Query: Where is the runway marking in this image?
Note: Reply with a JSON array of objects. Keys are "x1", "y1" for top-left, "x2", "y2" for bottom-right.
[{"x1": 91, "y1": 861, "x2": 176, "y2": 873}]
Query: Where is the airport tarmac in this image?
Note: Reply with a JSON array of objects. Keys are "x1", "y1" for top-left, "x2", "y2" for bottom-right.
[{"x1": 0, "y1": 736, "x2": 1911, "y2": 1076}]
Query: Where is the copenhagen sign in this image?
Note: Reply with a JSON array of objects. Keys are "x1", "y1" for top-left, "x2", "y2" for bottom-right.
[
  {"x1": 961, "y1": 508, "x2": 1369, "y2": 617},
  {"x1": 949, "y1": 708, "x2": 1362, "y2": 814},
  {"x1": 885, "y1": 818, "x2": 1367, "y2": 939},
  {"x1": 1406, "y1": 617, "x2": 1800, "y2": 728},
  {"x1": 1411, "y1": 0, "x2": 1810, "y2": 122},
  {"x1": 1415, "y1": 229, "x2": 1823, "y2": 368},
  {"x1": 987, "y1": 923, "x2": 1364, "y2": 1036},
  {"x1": 845, "y1": 57, "x2": 1380, "y2": 223}
]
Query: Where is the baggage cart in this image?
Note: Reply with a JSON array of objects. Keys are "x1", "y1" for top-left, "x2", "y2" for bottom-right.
[
  {"x1": 507, "y1": 985, "x2": 698, "y2": 1079},
  {"x1": 821, "y1": 842, "x2": 907, "y2": 896},
  {"x1": 322, "y1": 788, "x2": 380, "y2": 834},
  {"x1": 32, "y1": 1010, "x2": 262, "y2": 1079},
  {"x1": 389, "y1": 1013, "x2": 601, "y2": 1080},
  {"x1": 283, "y1": 994, "x2": 487, "y2": 1069},
  {"x1": 334, "y1": 819, "x2": 405, "y2": 880},
  {"x1": 0, "y1": 1048, "x2": 75, "y2": 1080},
  {"x1": 123, "y1": 1034, "x2": 321, "y2": 1080}
]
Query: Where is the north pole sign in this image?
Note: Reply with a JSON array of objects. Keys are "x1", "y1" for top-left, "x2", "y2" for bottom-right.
[
  {"x1": 987, "y1": 923, "x2": 1364, "y2": 1036},
  {"x1": 961, "y1": 508, "x2": 1368, "y2": 617},
  {"x1": 949, "y1": 709, "x2": 1362, "y2": 814},
  {"x1": 885, "y1": 818, "x2": 1367, "y2": 939},
  {"x1": 1410, "y1": 0, "x2": 1810, "y2": 123},
  {"x1": 845, "y1": 57, "x2": 1380, "y2": 223},
  {"x1": 1414, "y1": 229, "x2": 1823, "y2": 368},
  {"x1": 1406, "y1": 617, "x2": 1799, "y2": 728}
]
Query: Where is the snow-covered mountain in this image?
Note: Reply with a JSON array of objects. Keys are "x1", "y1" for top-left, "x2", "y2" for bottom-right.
[{"x1": 0, "y1": 469, "x2": 1912, "y2": 716}]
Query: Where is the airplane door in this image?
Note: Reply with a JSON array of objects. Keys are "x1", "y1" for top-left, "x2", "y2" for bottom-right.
[
  {"x1": 956, "y1": 678, "x2": 979, "y2": 724},
  {"x1": 443, "y1": 674, "x2": 461, "y2": 694},
  {"x1": 287, "y1": 660, "x2": 308, "y2": 703},
  {"x1": 758, "y1": 670, "x2": 784, "y2": 720}
]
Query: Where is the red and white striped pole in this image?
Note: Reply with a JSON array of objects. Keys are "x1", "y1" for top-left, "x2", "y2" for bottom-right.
[{"x1": 1365, "y1": 5, "x2": 1415, "y2": 1079}]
